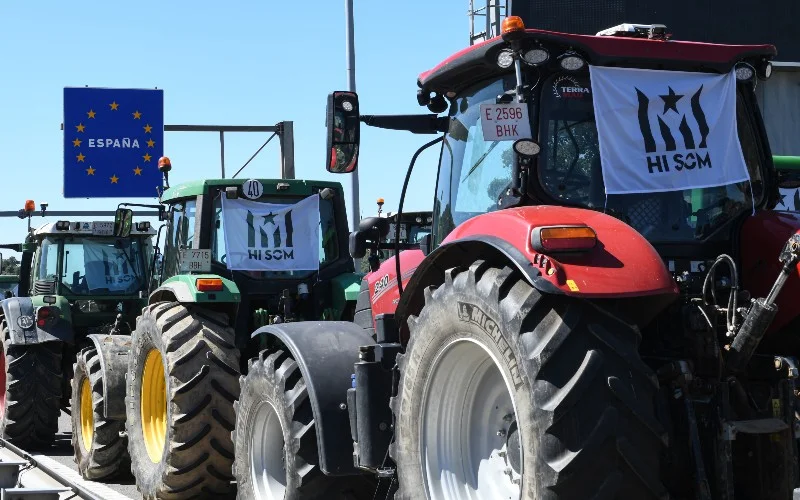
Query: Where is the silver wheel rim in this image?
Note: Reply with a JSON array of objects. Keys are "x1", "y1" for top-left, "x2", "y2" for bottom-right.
[
  {"x1": 420, "y1": 337, "x2": 522, "y2": 500},
  {"x1": 250, "y1": 401, "x2": 287, "y2": 500}
]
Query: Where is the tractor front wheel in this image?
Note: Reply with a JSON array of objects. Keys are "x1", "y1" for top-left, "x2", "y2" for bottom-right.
[
  {"x1": 71, "y1": 347, "x2": 129, "y2": 479},
  {"x1": 234, "y1": 348, "x2": 376, "y2": 500},
  {"x1": 391, "y1": 261, "x2": 669, "y2": 500},
  {"x1": 0, "y1": 318, "x2": 62, "y2": 449},
  {"x1": 125, "y1": 302, "x2": 239, "y2": 499}
]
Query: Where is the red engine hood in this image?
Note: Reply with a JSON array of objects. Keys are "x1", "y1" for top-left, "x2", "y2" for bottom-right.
[
  {"x1": 741, "y1": 211, "x2": 800, "y2": 333},
  {"x1": 442, "y1": 206, "x2": 678, "y2": 298}
]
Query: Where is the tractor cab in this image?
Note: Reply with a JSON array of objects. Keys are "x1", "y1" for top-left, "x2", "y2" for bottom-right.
[
  {"x1": 141, "y1": 175, "x2": 360, "y2": 351},
  {"x1": 24, "y1": 218, "x2": 156, "y2": 332}
]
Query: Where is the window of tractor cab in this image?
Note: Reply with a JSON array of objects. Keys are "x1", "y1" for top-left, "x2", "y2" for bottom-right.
[
  {"x1": 36, "y1": 238, "x2": 60, "y2": 281},
  {"x1": 434, "y1": 74, "x2": 533, "y2": 245},
  {"x1": 211, "y1": 192, "x2": 339, "y2": 279},
  {"x1": 61, "y1": 237, "x2": 147, "y2": 295},
  {"x1": 537, "y1": 73, "x2": 765, "y2": 242},
  {"x1": 162, "y1": 200, "x2": 196, "y2": 280}
]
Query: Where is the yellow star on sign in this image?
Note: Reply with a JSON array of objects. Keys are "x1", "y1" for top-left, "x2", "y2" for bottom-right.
[
  {"x1": 133, "y1": 166, "x2": 142, "y2": 175},
  {"x1": 143, "y1": 124, "x2": 152, "y2": 133},
  {"x1": 132, "y1": 110, "x2": 142, "y2": 119},
  {"x1": 86, "y1": 166, "x2": 95, "y2": 175},
  {"x1": 143, "y1": 153, "x2": 152, "y2": 162},
  {"x1": 109, "y1": 101, "x2": 119, "y2": 111},
  {"x1": 75, "y1": 123, "x2": 85, "y2": 132},
  {"x1": 87, "y1": 109, "x2": 96, "y2": 119},
  {"x1": 72, "y1": 138, "x2": 82, "y2": 147},
  {"x1": 76, "y1": 153, "x2": 86, "y2": 162},
  {"x1": 146, "y1": 139, "x2": 155, "y2": 148},
  {"x1": 110, "y1": 175, "x2": 119, "y2": 184}
]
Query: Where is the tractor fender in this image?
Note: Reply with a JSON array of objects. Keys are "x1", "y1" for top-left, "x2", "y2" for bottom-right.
[
  {"x1": 0, "y1": 297, "x2": 74, "y2": 345},
  {"x1": 395, "y1": 206, "x2": 677, "y2": 328},
  {"x1": 250, "y1": 321, "x2": 375, "y2": 476},
  {"x1": 84, "y1": 333, "x2": 132, "y2": 420},
  {"x1": 149, "y1": 274, "x2": 241, "y2": 305}
]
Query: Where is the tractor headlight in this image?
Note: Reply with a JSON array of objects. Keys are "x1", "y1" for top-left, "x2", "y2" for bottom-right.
[{"x1": 497, "y1": 49, "x2": 515, "y2": 69}]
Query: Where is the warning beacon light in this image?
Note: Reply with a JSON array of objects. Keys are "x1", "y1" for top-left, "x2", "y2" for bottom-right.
[
  {"x1": 158, "y1": 156, "x2": 172, "y2": 173},
  {"x1": 501, "y1": 16, "x2": 525, "y2": 37},
  {"x1": 24, "y1": 200, "x2": 35, "y2": 213}
]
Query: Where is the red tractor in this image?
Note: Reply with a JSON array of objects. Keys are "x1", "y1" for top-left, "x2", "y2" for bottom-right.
[{"x1": 233, "y1": 17, "x2": 800, "y2": 500}]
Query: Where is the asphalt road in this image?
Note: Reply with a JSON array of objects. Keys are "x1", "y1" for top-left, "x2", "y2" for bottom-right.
[{"x1": 50, "y1": 410, "x2": 141, "y2": 499}]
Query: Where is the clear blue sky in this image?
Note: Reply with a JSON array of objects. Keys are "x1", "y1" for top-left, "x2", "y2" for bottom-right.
[{"x1": 0, "y1": 1, "x2": 469, "y2": 258}]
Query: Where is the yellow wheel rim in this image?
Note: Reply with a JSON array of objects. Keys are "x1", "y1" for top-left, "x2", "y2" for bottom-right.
[
  {"x1": 80, "y1": 378, "x2": 93, "y2": 451},
  {"x1": 141, "y1": 349, "x2": 167, "y2": 463}
]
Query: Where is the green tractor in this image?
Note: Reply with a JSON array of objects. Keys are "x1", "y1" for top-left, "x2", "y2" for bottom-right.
[
  {"x1": 0, "y1": 210, "x2": 156, "y2": 477},
  {"x1": 79, "y1": 172, "x2": 366, "y2": 498},
  {"x1": 0, "y1": 275, "x2": 19, "y2": 299}
]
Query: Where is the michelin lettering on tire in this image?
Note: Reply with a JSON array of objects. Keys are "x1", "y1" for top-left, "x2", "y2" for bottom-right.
[{"x1": 457, "y1": 301, "x2": 524, "y2": 390}]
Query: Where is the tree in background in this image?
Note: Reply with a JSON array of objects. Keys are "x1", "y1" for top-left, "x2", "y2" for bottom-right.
[{"x1": 1, "y1": 256, "x2": 20, "y2": 275}]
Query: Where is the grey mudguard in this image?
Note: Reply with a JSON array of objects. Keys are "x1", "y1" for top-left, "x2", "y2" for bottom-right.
[
  {"x1": 251, "y1": 321, "x2": 376, "y2": 476},
  {"x1": 85, "y1": 334, "x2": 132, "y2": 420},
  {"x1": 0, "y1": 297, "x2": 73, "y2": 345}
]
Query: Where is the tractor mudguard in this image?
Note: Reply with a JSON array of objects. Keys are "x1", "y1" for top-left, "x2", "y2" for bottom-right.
[
  {"x1": 395, "y1": 206, "x2": 678, "y2": 327},
  {"x1": 84, "y1": 333, "x2": 131, "y2": 420},
  {"x1": 0, "y1": 297, "x2": 74, "y2": 345},
  {"x1": 149, "y1": 274, "x2": 241, "y2": 305},
  {"x1": 250, "y1": 321, "x2": 375, "y2": 476}
]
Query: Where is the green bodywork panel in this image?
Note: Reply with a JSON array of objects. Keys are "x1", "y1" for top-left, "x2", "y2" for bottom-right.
[
  {"x1": 155, "y1": 274, "x2": 241, "y2": 303},
  {"x1": 330, "y1": 272, "x2": 364, "y2": 320},
  {"x1": 161, "y1": 178, "x2": 344, "y2": 203},
  {"x1": 774, "y1": 156, "x2": 800, "y2": 171},
  {"x1": 0, "y1": 276, "x2": 18, "y2": 284}
]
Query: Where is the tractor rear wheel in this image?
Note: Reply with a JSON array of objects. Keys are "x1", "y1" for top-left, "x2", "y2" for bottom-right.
[
  {"x1": 234, "y1": 348, "x2": 375, "y2": 500},
  {"x1": 125, "y1": 302, "x2": 239, "y2": 499},
  {"x1": 0, "y1": 318, "x2": 62, "y2": 449},
  {"x1": 71, "y1": 347, "x2": 129, "y2": 479},
  {"x1": 391, "y1": 261, "x2": 668, "y2": 500}
]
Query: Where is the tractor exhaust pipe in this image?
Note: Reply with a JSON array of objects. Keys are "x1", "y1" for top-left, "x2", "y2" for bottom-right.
[{"x1": 726, "y1": 234, "x2": 800, "y2": 373}]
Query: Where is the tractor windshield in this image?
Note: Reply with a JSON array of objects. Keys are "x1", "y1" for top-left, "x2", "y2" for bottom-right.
[
  {"x1": 434, "y1": 73, "x2": 766, "y2": 244},
  {"x1": 37, "y1": 236, "x2": 148, "y2": 296}
]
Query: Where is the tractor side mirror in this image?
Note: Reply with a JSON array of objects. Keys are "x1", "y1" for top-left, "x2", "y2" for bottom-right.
[
  {"x1": 326, "y1": 91, "x2": 360, "y2": 174},
  {"x1": 348, "y1": 217, "x2": 390, "y2": 259},
  {"x1": 114, "y1": 208, "x2": 133, "y2": 238}
]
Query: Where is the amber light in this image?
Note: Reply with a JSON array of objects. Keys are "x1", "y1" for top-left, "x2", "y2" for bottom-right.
[
  {"x1": 533, "y1": 226, "x2": 597, "y2": 252},
  {"x1": 24, "y1": 200, "x2": 35, "y2": 212},
  {"x1": 158, "y1": 156, "x2": 172, "y2": 172},
  {"x1": 196, "y1": 278, "x2": 224, "y2": 292},
  {"x1": 501, "y1": 16, "x2": 526, "y2": 35}
]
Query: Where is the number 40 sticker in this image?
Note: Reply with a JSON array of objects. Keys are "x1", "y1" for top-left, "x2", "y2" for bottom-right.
[{"x1": 479, "y1": 103, "x2": 532, "y2": 142}]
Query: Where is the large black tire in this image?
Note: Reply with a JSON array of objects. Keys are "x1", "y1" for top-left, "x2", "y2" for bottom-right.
[
  {"x1": 234, "y1": 348, "x2": 376, "y2": 500},
  {"x1": 71, "y1": 346, "x2": 129, "y2": 479},
  {"x1": 391, "y1": 261, "x2": 669, "y2": 500},
  {"x1": 0, "y1": 318, "x2": 62, "y2": 449},
  {"x1": 125, "y1": 302, "x2": 239, "y2": 499}
]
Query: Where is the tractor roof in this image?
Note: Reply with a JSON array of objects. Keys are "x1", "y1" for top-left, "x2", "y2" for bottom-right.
[
  {"x1": 33, "y1": 221, "x2": 156, "y2": 237},
  {"x1": 161, "y1": 178, "x2": 344, "y2": 203},
  {"x1": 418, "y1": 28, "x2": 776, "y2": 95}
]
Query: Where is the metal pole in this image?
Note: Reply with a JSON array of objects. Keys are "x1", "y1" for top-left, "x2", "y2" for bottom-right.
[
  {"x1": 280, "y1": 121, "x2": 295, "y2": 179},
  {"x1": 345, "y1": 0, "x2": 360, "y2": 236},
  {"x1": 220, "y1": 131, "x2": 226, "y2": 178}
]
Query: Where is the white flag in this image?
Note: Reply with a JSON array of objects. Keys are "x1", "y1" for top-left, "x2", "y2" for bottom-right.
[
  {"x1": 221, "y1": 195, "x2": 320, "y2": 271},
  {"x1": 83, "y1": 240, "x2": 138, "y2": 292},
  {"x1": 589, "y1": 66, "x2": 750, "y2": 195}
]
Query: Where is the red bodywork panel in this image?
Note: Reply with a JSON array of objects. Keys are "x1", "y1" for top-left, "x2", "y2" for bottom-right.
[
  {"x1": 367, "y1": 206, "x2": 678, "y2": 320},
  {"x1": 418, "y1": 29, "x2": 775, "y2": 96},
  {"x1": 740, "y1": 211, "x2": 800, "y2": 334}
]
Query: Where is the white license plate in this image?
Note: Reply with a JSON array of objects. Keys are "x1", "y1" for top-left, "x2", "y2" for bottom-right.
[
  {"x1": 179, "y1": 249, "x2": 212, "y2": 273},
  {"x1": 479, "y1": 103, "x2": 532, "y2": 141},
  {"x1": 92, "y1": 221, "x2": 114, "y2": 236}
]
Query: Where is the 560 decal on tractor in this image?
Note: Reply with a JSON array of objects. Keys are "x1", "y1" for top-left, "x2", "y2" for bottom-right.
[{"x1": 232, "y1": 16, "x2": 800, "y2": 500}]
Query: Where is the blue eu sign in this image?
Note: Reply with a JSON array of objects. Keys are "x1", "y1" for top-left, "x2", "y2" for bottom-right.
[{"x1": 64, "y1": 87, "x2": 164, "y2": 198}]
